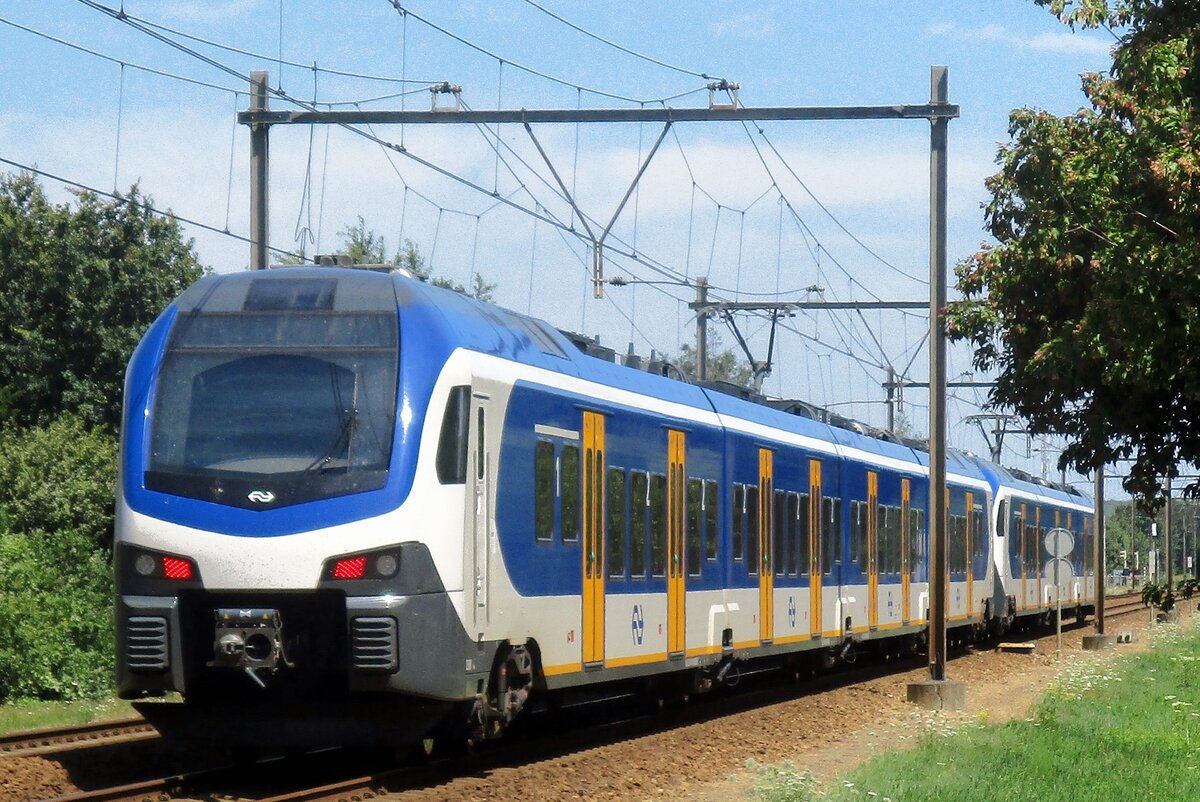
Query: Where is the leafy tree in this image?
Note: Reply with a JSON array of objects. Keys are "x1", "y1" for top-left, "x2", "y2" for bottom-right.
[
  {"x1": 673, "y1": 335, "x2": 754, "y2": 386},
  {"x1": 337, "y1": 217, "x2": 496, "y2": 302},
  {"x1": 892, "y1": 409, "x2": 921, "y2": 440},
  {"x1": 0, "y1": 173, "x2": 205, "y2": 430},
  {"x1": 945, "y1": 1, "x2": 1200, "y2": 508}
]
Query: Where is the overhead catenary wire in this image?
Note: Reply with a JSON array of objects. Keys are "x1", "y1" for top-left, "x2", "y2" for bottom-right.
[
  {"x1": 0, "y1": 154, "x2": 303, "y2": 261},
  {"x1": 11, "y1": 10, "x2": 443, "y2": 110},
  {"x1": 755, "y1": 124, "x2": 928, "y2": 286},
  {"x1": 113, "y1": 61, "x2": 125, "y2": 192},
  {"x1": 79, "y1": 0, "x2": 904, "y2": 325},
  {"x1": 224, "y1": 92, "x2": 240, "y2": 232},
  {"x1": 517, "y1": 0, "x2": 722, "y2": 81},
  {"x1": 385, "y1": 2, "x2": 709, "y2": 106},
  {"x1": 0, "y1": 15, "x2": 242, "y2": 95},
  {"x1": 121, "y1": 5, "x2": 448, "y2": 85},
  {"x1": 71, "y1": 0, "x2": 933, "y2": 418}
]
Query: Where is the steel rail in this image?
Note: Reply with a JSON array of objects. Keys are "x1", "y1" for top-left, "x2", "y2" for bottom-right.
[{"x1": 0, "y1": 718, "x2": 155, "y2": 759}]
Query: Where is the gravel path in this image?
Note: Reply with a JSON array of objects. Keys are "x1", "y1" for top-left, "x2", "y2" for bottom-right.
[
  {"x1": 0, "y1": 605, "x2": 1177, "y2": 802},
  {"x1": 388, "y1": 608, "x2": 1174, "y2": 802}
]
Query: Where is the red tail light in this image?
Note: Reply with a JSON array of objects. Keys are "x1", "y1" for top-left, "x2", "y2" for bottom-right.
[
  {"x1": 332, "y1": 556, "x2": 367, "y2": 579},
  {"x1": 162, "y1": 556, "x2": 193, "y2": 580}
]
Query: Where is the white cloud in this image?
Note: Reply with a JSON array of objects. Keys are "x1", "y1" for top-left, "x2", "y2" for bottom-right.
[
  {"x1": 709, "y1": 10, "x2": 776, "y2": 41},
  {"x1": 1028, "y1": 31, "x2": 1113, "y2": 57},
  {"x1": 929, "y1": 21, "x2": 1111, "y2": 58}
]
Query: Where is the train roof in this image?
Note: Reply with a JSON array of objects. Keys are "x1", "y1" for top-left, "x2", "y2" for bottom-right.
[
  {"x1": 238, "y1": 267, "x2": 1063, "y2": 498},
  {"x1": 968, "y1": 455, "x2": 1090, "y2": 507}
]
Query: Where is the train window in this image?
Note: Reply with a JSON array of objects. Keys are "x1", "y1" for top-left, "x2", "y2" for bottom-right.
[
  {"x1": 435, "y1": 386, "x2": 471, "y2": 484},
  {"x1": 688, "y1": 479, "x2": 703, "y2": 576},
  {"x1": 893, "y1": 506, "x2": 905, "y2": 575},
  {"x1": 949, "y1": 514, "x2": 965, "y2": 575},
  {"x1": 879, "y1": 506, "x2": 890, "y2": 575},
  {"x1": 607, "y1": 468, "x2": 627, "y2": 578},
  {"x1": 787, "y1": 492, "x2": 800, "y2": 576},
  {"x1": 630, "y1": 472, "x2": 648, "y2": 578},
  {"x1": 1037, "y1": 524, "x2": 1048, "y2": 572},
  {"x1": 822, "y1": 497, "x2": 839, "y2": 576},
  {"x1": 1083, "y1": 516, "x2": 1092, "y2": 575},
  {"x1": 476, "y1": 408, "x2": 486, "y2": 481},
  {"x1": 534, "y1": 440, "x2": 555, "y2": 542},
  {"x1": 995, "y1": 500, "x2": 1007, "y2": 538},
  {"x1": 561, "y1": 445, "x2": 580, "y2": 543},
  {"x1": 873, "y1": 503, "x2": 883, "y2": 573},
  {"x1": 801, "y1": 494, "x2": 811, "y2": 576},
  {"x1": 1017, "y1": 511, "x2": 1027, "y2": 573},
  {"x1": 746, "y1": 485, "x2": 760, "y2": 575},
  {"x1": 732, "y1": 484, "x2": 745, "y2": 562},
  {"x1": 1086, "y1": 517, "x2": 1094, "y2": 576},
  {"x1": 774, "y1": 490, "x2": 787, "y2": 578},
  {"x1": 889, "y1": 506, "x2": 900, "y2": 576},
  {"x1": 909, "y1": 508, "x2": 924, "y2": 577},
  {"x1": 879, "y1": 506, "x2": 892, "y2": 575},
  {"x1": 650, "y1": 473, "x2": 667, "y2": 577},
  {"x1": 1023, "y1": 522, "x2": 1034, "y2": 574},
  {"x1": 973, "y1": 509, "x2": 986, "y2": 562},
  {"x1": 850, "y1": 501, "x2": 863, "y2": 567},
  {"x1": 704, "y1": 481, "x2": 719, "y2": 561},
  {"x1": 1031, "y1": 521, "x2": 1040, "y2": 573}
]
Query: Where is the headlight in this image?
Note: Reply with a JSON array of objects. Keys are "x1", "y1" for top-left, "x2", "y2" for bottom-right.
[{"x1": 375, "y1": 554, "x2": 399, "y2": 577}]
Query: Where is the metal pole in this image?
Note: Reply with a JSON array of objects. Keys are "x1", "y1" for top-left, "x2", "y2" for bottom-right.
[
  {"x1": 927, "y1": 66, "x2": 950, "y2": 683},
  {"x1": 1095, "y1": 465, "x2": 1106, "y2": 635},
  {"x1": 1132, "y1": 501, "x2": 1137, "y2": 585},
  {"x1": 696, "y1": 278, "x2": 709, "y2": 382},
  {"x1": 249, "y1": 71, "x2": 270, "y2": 270},
  {"x1": 1166, "y1": 476, "x2": 1174, "y2": 589},
  {"x1": 886, "y1": 365, "x2": 895, "y2": 433}
]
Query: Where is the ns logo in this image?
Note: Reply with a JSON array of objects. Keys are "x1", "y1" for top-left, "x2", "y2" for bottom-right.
[{"x1": 247, "y1": 489, "x2": 276, "y2": 504}]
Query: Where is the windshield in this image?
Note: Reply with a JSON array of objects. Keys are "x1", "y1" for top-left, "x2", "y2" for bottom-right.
[{"x1": 145, "y1": 272, "x2": 399, "y2": 510}]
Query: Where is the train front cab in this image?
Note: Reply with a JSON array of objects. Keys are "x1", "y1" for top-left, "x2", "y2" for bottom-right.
[{"x1": 113, "y1": 271, "x2": 537, "y2": 746}]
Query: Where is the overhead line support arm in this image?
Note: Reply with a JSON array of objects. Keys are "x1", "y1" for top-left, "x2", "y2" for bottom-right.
[{"x1": 238, "y1": 104, "x2": 960, "y2": 126}]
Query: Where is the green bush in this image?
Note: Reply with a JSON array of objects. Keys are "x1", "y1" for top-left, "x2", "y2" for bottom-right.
[
  {"x1": 0, "y1": 529, "x2": 114, "y2": 700},
  {"x1": 0, "y1": 414, "x2": 116, "y2": 549},
  {"x1": 0, "y1": 416, "x2": 118, "y2": 702}
]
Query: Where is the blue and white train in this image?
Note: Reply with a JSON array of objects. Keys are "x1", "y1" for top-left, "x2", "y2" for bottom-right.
[{"x1": 115, "y1": 265, "x2": 1096, "y2": 746}]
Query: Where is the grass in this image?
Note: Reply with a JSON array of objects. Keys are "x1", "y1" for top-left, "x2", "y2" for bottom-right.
[
  {"x1": 751, "y1": 619, "x2": 1200, "y2": 802},
  {"x1": 0, "y1": 696, "x2": 139, "y2": 735}
]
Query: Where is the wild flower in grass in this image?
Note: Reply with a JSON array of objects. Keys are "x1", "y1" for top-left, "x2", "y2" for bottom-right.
[
  {"x1": 1150, "y1": 621, "x2": 1185, "y2": 648},
  {"x1": 749, "y1": 760, "x2": 822, "y2": 802}
]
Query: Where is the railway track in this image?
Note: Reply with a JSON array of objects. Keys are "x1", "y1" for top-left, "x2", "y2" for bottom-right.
[
  {"x1": 22, "y1": 596, "x2": 1160, "y2": 802},
  {"x1": 0, "y1": 718, "x2": 156, "y2": 759},
  {"x1": 1104, "y1": 590, "x2": 1151, "y2": 618}
]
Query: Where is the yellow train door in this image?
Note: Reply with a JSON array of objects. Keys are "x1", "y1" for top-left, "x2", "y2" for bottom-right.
[
  {"x1": 809, "y1": 459, "x2": 822, "y2": 638},
  {"x1": 759, "y1": 448, "x2": 774, "y2": 643},
  {"x1": 867, "y1": 471, "x2": 879, "y2": 630},
  {"x1": 900, "y1": 478, "x2": 911, "y2": 625},
  {"x1": 668, "y1": 430, "x2": 686, "y2": 656},
  {"x1": 582, "y1": 412, "x2": 606, "y2": 666}
]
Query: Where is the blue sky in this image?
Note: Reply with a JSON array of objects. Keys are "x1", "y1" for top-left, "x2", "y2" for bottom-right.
[{"x1": 0, "y1": 1, "x2": 1121, "y2": 491}]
